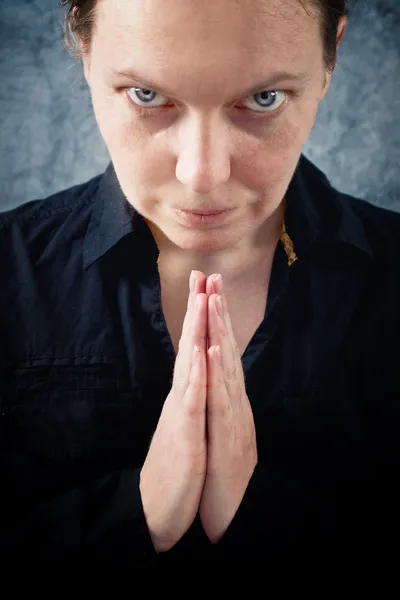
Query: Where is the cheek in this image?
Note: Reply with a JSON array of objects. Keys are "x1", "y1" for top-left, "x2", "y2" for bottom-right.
[
  {"x1": 241, "y1": 129, "x2": 302, "y2": 190},
  {"x1": 91, "y1": 88, "x2": 146, "y2": 151},
  {"x1": 114, "y1": 149, "x2": 171, "y2": 214},
  {"x1": 99, "y1": 101, "x2": 309, "y2": 196},
  {"x1": 267, "y1": 117, "x2": 305, "y2": 156},
  {"x1": 135, "y1": 150, "x2": 173, "y2": 190}
]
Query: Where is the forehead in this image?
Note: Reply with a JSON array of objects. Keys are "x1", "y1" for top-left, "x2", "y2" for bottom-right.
[
  {"x1": 95, "y1": 0, "x2": 319, "y2": 57},
  {"x1": 94, "y1": 0, "x2": 322, "y2": 94}
]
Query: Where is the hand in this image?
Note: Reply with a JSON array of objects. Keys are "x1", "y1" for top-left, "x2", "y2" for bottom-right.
[
  {"x1": 139, "y1": 273, "x2": 209, "y2": 553},
  {"x1": 199, "y1": 272, "x2": 258, "y2": 544}
]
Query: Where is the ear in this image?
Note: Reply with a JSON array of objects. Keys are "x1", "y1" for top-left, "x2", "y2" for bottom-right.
[
  {"x1": 336, "y1": 15, "x2": 347, "y2": 49},
  {"x1": 80, "y1": 41, "x2": 91, "y2": 86},
  {"x1": 320, "y1": 15, "x2": 348, "y2": 100}
]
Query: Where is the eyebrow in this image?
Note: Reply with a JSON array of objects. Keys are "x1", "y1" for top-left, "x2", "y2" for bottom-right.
[{"x1": 110, "y1": 67, "x2": 311, "y2": 100}]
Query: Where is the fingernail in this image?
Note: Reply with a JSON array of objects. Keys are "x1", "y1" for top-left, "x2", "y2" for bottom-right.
[
  {"x1": 217, "y1": 295, "x2": 224, "y2": 317},
  {"x1": 190, "y1": 270, "x2": 195, "y2": 292},
  {"x1": 215, "y1": 274, "x2": 223, "y2": 293}
]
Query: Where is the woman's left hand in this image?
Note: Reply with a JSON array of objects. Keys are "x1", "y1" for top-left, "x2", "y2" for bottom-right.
[{"x1": 199, "y1": 273, "x2": 258, "y2": 544}]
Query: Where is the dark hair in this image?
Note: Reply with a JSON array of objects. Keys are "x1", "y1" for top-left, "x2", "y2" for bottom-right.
[{"x1": 60, "y1": 0, "x2": 357, "y2": 75}]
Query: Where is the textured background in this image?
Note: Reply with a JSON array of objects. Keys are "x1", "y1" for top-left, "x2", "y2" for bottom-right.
[{"x1": 0, "y1": 0, "x2": 399, "y2": 213}]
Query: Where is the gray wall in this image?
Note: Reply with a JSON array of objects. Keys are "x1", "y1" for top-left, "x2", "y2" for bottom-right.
[{"x1": 0, "y1": 0, "x2": 399, "y2": 213}]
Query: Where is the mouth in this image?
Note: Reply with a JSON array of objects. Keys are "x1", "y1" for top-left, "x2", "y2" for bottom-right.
[
  {"x1": 175, "y1": 208, "x2": 234, "y2": 228},
  {"x1": 179, "y1": 209, "x2": 231, "y2": 215}
]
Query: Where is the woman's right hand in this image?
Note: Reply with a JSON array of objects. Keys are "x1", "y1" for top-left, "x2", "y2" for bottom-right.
[{"x1": 139, "y1": 271, "x2": 208, "y2": 553}]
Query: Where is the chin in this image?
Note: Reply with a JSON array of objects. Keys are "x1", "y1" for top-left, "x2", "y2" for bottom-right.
[{"x1": 170, "y1": 226, "x2": 245, "y2": 253}]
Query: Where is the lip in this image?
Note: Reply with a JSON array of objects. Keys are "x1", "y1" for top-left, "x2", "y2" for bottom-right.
[
  {"x1": 182, "y1": 209, "x2": 230, "y2": 215},
  {"x1": 175, "y1": 208, "x2": 234, "y2": 228}
]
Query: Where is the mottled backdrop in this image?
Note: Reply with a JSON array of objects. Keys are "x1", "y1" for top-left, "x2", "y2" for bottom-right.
[{"x1": 0, "y1": 0, "x2": 398, "y2": 212}]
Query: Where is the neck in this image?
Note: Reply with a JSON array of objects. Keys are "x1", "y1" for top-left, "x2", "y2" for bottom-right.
[{"x1": 150, "y1": 197, "x2": 286, "y2": 287}]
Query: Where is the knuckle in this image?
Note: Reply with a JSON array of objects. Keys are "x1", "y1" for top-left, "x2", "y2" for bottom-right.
[
  {"x1": 190, "y1": 376, "x2": 208, "y2": 393},
  {"x1": 226, "y1": 365, "x2": 237, "y2": 382},
  {"x1": 182, "y1": 397, "x2": 206, "y2": 419},
  {"x1": 232, "y1": 342, "x2": 241, "y2": 361},
  {"x1": 210, "y1": 399, "x2": 232, "y2": 419}
]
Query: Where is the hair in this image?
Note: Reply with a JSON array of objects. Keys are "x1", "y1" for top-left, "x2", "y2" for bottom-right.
[{"x1": 60, "y1": 0, "x2": 358, "y2": 75}]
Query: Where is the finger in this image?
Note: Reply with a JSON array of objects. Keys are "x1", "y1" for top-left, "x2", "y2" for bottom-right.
[
  {"x1": 181, "y1": 271, "x2": 207, "y2": 354},
  {"x1": 206, "y1": 274, "x2": 217, "y2": 297},
  {"x1": 206, "y1": 274, "x2": 221, "y2": 353},
  {"x1": 207, "y1": 274, "x2": 237, "y2": 388},
  {"x1": 208, "y1": 275, "x2": 244, "y2": 398},
  {"x1": 207, "y1": 344, "x2": 230, "y2": 416},
  {"x1": 183, "y1": 339, "x2": 208, "y2": 418},
  {"x1": 173, "y1": 271, "x2": 207, "y2": 394}
]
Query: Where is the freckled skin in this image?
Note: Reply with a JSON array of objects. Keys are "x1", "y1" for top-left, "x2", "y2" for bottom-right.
[
  {"x1": 78, "y1": 2, "x2": 348, "y2": 546},
  {"x1": 82, "y1": 0, "x2": 346, "y2": 289}
]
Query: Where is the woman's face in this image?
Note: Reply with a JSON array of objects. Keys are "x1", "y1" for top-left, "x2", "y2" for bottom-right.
[{"x1": 83, "y1": 0, "x2": 346, "y2": 257}]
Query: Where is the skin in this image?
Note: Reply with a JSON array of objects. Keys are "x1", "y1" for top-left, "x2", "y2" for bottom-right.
[
  {"x1": 80, "y1": 0, "x2": 347, "y2": 543},
  {"x1": 81, "y1": 0, "x2": 347, "y2": 295}
]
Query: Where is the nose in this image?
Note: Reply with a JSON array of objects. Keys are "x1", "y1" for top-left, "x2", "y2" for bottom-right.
[{"x1": 175, "y1": 116, "x2": 231, "y2": 194}]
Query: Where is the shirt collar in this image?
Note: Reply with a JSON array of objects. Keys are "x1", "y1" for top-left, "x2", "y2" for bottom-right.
[
  {"x1": 83, "y1": 161, "x2": 157, "y2": 270},
  {"x1": 83, "y1": 154, "x2": 373, "y2": 271},
  {"x1": 283, "y1": 154, "x2": 374, "y2": 265}
]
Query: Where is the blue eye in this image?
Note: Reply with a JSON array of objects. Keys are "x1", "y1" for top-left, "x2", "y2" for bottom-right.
[
  {"x1": 129, "y1": 87, "x2": 165, "y2": 107},
  {"x1": 126, "y1": 86, "x2": 287, "y2": 116},
  {"x1": 243, "y1": 90, "x2": 286, "y2": 113}
]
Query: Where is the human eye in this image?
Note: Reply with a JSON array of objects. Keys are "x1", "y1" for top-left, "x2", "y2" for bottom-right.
[
  {"x1": 125, "y1": 86, "x2": 289, "y2": 118},
  {"x1": 240, "y1": 90, "x2": 287, "y2": 114},
  {"x1": 125, "y1": 87, "x2": 172, "y2": 117}
]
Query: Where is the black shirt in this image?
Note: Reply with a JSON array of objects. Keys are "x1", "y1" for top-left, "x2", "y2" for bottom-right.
[{"x1": 1, "y1": 154, "x2": 399, "y2": 574}]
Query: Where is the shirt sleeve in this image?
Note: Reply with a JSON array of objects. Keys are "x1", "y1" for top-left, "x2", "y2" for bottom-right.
[
  {"x1": 1, "y1": 467, "x2": 160, "y2": 571},
  {"x1": 212, "y1": 428, "x2": 399, "y2": 566},
  {"x1": 209, "y1": 460, "x2": 356, "y2": 564}
]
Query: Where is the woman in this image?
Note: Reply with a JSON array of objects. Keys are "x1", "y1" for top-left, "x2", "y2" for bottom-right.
[{"x1": 1, "y1": 0, "x2": 399, "y2": 575}]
